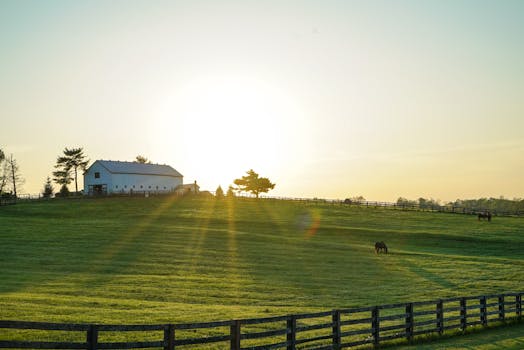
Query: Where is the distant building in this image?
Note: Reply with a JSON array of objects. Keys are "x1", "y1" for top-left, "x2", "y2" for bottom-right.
[
  {"x1": 84, "y1": 160, "x2": 183, "y2": 195},
  {"x1": 175, "y1": 181, "x2": 200, "y2": 196}
]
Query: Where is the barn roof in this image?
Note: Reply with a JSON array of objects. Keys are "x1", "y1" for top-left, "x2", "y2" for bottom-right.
[{"x1": 94, "y1": 160, "x2": 183, "y2": 177}]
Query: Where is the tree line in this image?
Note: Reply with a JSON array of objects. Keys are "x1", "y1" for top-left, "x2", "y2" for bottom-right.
[
  {"x1": 396, "y1": 196, "x2": 524, "y2": 214},
  {"x1": 1, "y1": 146, "x2": 521, "y2": 213}
]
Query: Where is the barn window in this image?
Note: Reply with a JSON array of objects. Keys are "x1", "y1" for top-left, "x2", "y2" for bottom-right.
[{"x1": 95, "y1": 172, "x2": 100, "y2": 179}]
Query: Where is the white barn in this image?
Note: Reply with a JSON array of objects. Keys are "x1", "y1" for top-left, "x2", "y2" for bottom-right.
[{"x1": 84, "y1": 160, "x2": 183, "y2": 195}]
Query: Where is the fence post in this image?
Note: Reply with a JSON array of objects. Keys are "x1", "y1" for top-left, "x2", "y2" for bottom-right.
[
  {"x1": 371, "y1": 307, "x2": 380, "y2": 348},
  {"x1": 164, "y1": 324, "x2": 175, "y2": 350},
  {"x1": 436, "y1": 299, "x2": 444, "y2": 335},
  {"x1": 332, "y1": 310, "x2": 341, "y2": 349},
  {"x1": 460, "y1": 298, "x2": 467, "y2": 331},
  {"x1": 480, "y1": 296, "x2": 487, "y2": 326},
  {"x1": 287, "y1": 315, "x2": 296, "y2": 350},
  {"x1": 517, "y1": 294, "x2": 522, "y2": 319},
  {"x1": 86, "y1": 325, "x2": 98, "y2": 350},
  {"x1": 498, "y1": 295, "x2": 505, "y2": 321},
  {"x1": 405, "y1": 303, "x2": 413, "y2": 342},
  {"x1": 230, "y1": 320, "x2": 241, "y2": 350}
]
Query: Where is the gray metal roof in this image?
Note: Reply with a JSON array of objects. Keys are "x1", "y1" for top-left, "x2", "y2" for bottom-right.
[{"x1": 95, "y1": 160, "x2": 183, "y2": 177}]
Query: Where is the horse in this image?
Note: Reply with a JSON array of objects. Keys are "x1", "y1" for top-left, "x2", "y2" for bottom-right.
[
  {"x1": 375, "y1": 241, "x2": 388, "y2": 254},
  {"x1": 478, "y1": 212, "x2": 492, "y2": 222}
]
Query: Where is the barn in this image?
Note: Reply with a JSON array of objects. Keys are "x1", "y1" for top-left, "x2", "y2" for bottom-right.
[{"x1": 84, "y1": 160, "x2": 183, "y2": 195}]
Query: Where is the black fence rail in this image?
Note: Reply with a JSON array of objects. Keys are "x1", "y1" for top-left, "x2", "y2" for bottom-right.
[
  {"x1": 1, "y1": 292, "x2": 522, "y2": 349},
  {"x1": 283, "y1": 198, "x2": 524, "y2": 217},
  {"x1": 5, "y1": 191, "x2": 524, "y2": 217},
  {"x1": 234, "y1": 195, "x2": 524, "y2": 217},
  {"x1": 0, "y1": 197, "x2": 17, "y2": 206}
]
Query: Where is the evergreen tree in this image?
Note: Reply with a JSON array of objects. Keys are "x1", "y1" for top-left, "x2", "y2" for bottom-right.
[
  {"x1": 215, "y1": 185, "x2": 224, "y2": 199},
  {"x1": 59, "y1": 184, "x2": 70, "y2": 197},
  {"x1": 226, "y1": 185, "x2": 235, "y2": 198},
  {"x1": 54, "y1": 147, "x2": 89, "y2": 193},
  {"x1": 43, "y1": 177, "x2": 54, "y2": 198}
]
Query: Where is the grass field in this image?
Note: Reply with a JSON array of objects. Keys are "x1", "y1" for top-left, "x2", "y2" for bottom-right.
[
  {"x1": 0, "y1": 196, "x2": 523, "y2": 346},
  {"x1": 390, "y1": 321, "x2": 524, "y2": 349}
]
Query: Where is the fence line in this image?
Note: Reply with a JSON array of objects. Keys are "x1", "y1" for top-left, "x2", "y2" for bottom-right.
[
  {"x1": 1, "y1": 292, "x2": 522, "y2": 349},
  {"x1": 4, "y1": 191, "x2": 524, "y2": 217}
]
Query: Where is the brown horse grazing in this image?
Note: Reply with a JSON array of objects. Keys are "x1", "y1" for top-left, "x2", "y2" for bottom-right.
[
  {"x1": 375, "y1": 241, "x2": 388, "y2": 254},
  {"x1": 478, "y1": 212, "x2": 492, "y2": 222}
]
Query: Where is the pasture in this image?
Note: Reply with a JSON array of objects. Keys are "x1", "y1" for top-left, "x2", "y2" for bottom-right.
[{"x1": 0, "y1": 196, "x2": 523, "y2": 346}]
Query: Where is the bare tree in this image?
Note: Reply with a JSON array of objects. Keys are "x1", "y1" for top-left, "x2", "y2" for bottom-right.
[
  {"x1": 7, "y1": 154, "x2": 24, "y2": 197},
  {"x1": 0, "y1": 158, "x2": 8, "y2": 194}
]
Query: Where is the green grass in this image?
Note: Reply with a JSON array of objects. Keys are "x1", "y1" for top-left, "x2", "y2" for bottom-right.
[
  {"x1": 0, "y1": 196, "x2": 523, "y2": 346},
  {"x1": 389, "y1": 321, "x2": 524, "y2": 349}
]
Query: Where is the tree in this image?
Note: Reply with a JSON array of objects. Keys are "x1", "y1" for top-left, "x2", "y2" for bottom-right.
[
  {"x1": 43, "y1": 177, "x2": 54, "y2": 198},
  {"x1": 215, "y1": 185, "x2": 224, "y2": 199},
  {"x1": 0, "y1": 150, "x2": 6, "y2": 194},
  {"x1": 135, "y1": 155, "x2": 151, "y2": 164},
  {"x1": 54, "y1": 147, "x2": 89, "y2": 193},
  {"x1": 233, "y1": 169, "x2": 275, "y2": 198},
  {"x1": 396, "y1": 197, "x2": 416, "y2": 207},
  {"x1": 52, "y1": 169, "x2": 73, "y2": 193},
  {"x1": 226, "y1": 185, "x2": 235, "y2": 198},
  {"x1": 59, "y1": 184, "x2": 70, "y2": 197},
  {"x1": 0, "y1": 161, "x2": 8, "y2": 194},
  {"x1": 6, "y1": 154, "x2": 24, "y2": 197}
]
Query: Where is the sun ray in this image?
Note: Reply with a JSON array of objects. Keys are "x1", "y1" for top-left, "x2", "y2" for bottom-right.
[{"x1": 89, "y1": 195, "x2": 180, "y2": 270}]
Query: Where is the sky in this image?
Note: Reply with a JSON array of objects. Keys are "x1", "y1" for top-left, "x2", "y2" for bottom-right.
[{"x1": 1, "y1": 0, "x2": 523, "y2": 202}]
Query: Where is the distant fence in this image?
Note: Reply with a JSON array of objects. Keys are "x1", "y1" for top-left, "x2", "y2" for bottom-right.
[
  {"x1": 0, "y1": 197, "x2": 17, "y2": 206},
  {"x1": 4, "y1": 192, "x2": 524, "y2": 217},
  {"x1": 1, "y1": 292, "x2": 522, "y2": 349},
  {"x1": 254, "y1": 196, "x2": 524, "y2": 217}
]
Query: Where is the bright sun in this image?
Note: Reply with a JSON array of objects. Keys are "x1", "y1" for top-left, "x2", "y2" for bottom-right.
[{"x1": 151, "y1": 75, "x2": 305, "y2": 190}]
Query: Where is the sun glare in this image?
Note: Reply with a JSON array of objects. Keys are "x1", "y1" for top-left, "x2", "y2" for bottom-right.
[{"x1": 152, "y1": 75, "x2": 306, "y2": 190}]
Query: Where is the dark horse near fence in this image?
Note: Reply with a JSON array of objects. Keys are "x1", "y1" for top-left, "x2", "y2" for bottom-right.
[
  {"x1": 478, "y1": 212, "x2": 492, "y2": 222},
  {"x1": 375, "y1": 241, "x2": 388, "y2": 254}
]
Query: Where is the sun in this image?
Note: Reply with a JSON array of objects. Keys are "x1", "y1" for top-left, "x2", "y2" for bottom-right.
[{"x1": 151, "y1": 75, "x2": 306, "y2": 190}]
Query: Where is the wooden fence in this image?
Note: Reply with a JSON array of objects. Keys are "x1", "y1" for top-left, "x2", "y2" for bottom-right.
[
  {"x1": 235, "y1": 195, "x2": 524, "y2": 217},
  {"x1": 279, "y1": 198, "x2": 524, "y2": 217},
  {"x1": 5, "y1": 191, "x2": 524, "y2": 217},
  {"x1": 0, "y1": 197, "x2": 17, "y2": 206},
  {"x1": 1, "y1": 292, "x2": 522, "y2": 350}
]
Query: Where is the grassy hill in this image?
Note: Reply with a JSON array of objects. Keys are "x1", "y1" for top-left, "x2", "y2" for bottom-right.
[{"x1": 0, "y1": 196, "x2": 523, "y2": 325}]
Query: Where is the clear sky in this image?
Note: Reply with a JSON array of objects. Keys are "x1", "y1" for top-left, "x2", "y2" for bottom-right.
[{"x1": 1, "y1": 0, "x2": 523, "y2": 202}]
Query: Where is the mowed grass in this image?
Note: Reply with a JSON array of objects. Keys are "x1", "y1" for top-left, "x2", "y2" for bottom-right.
[
  {"x1": 0, "y1": 196, "x2": 523, "y2": 328},
  {"x1": 390, "y1": 321, "x2": 524, "y2": 350}
]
